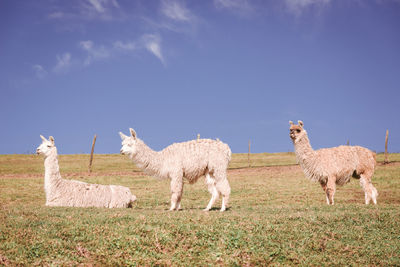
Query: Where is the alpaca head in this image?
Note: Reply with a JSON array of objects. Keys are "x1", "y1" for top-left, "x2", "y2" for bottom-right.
[
  {"x1": 119, "y1": 128, "x2": 138, "y2": 156},
  {"x1": 37, "y1": 135, "x2": 56, "y2": 157},
  {"x1": 289, "y1": 120, "x2": 307, "y2": 143}
]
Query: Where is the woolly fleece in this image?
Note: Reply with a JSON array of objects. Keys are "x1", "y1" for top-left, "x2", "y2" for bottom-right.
[
  {"x1": 120, "y1": 128, "x2": 231, "y2": 211},
  {"x1": 37, "y1": 135, "x2": 136, "y2": 208},
  {"x1": 289, "y1": 121, "x2": 378, "y2": 205}
]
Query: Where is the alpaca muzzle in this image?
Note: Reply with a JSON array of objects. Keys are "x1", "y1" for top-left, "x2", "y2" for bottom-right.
[{"x1": 290, "y1": 132, "x2": 295, "y2": 140}]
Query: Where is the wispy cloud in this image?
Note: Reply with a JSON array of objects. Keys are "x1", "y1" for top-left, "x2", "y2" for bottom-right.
[
  {"x1": 79, "y1": 40, "x2": 110, "y2": 65},
  {"x1": 142, "y1": 34, "x2": 165, "y2": 65},
  {"x1": 53, "y1": 53, "x2": 72, "y2": 73},
  {"x1": 87, "y1": 0, "x2": 106, "y2": 13},
  {"x1": 114, "y1": 36, "x2": 166, "y2": 65},
  {"x1": 79, "y1": 0, "x2": 121, "y2": 20},
  {"x1": 214, "y1": 0, "x2": 254, "y2": 16},
  {"x1": 49, "y1": 0, "x2": 122, "y2": 21},
  {"x1": 48, "y1": 37, "x2": 165, "y2": 71},
  {"x1": 86, "y1": 0, "x2": 119, "y2": 13},
  {"x1": 161, "y1": 0, "x2": 193, "y2": 22},
  {"x1": 33, "y1": 64, "x2": 48, "y2": 79},
  {"x1": 284, "y1": 0, "x2": 331, "y2": 17},
  {"x1": 150, "y1": 0, "x2": 201, "y2": 36},
  {"x1": 113, "y1": 40, "x2": 136, "y2": 51}
]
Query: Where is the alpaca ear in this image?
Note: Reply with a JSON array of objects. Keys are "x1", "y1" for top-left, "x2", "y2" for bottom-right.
[
  {"x1": 298, "y1": 120, "x2": 304, "y2": 127},
  {"x1": 129, "y1": 128, "x2": 137, "y2": 139},
  {"x1": 40, "y1": 135, "x2": 47, "y2": 142},
  {"x1": 49, "y1": 136, "x2": 55, "y2": 144},
  {"x1": 119, "y1": 132, "x2": 127, "y2": 140},
  {"x1": 289, "y1": 121, "x2": 294, "y2": 126}
]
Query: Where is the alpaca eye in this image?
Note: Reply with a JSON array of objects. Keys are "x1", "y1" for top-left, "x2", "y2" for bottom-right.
[{"x1": 296, "y1": 129, "x2": 301, "y2": 133}]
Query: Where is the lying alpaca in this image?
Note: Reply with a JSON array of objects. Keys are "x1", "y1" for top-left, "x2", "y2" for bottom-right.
[
  {"x1": 37, "y1": 135, "x2": 136, "y2": 208},
  {"x1": 119, "y1": 128, "x2": 231, "y2": 212},
  {"x1": 289, "y1": 121, "x2": 378, "y2": 205}
]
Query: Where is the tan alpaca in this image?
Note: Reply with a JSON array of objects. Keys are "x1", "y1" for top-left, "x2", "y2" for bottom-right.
[
  {"x1": 119, "y1": 128, "x2": 231, "y2": 212},
  {"x1": 289, "y1": 120, "x2": 378, "y2": 205}
]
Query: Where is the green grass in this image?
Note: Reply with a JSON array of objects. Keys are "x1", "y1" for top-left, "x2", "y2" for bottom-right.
[{"x1": 1, "y1": 153, "x2": 399, "y2": 265}]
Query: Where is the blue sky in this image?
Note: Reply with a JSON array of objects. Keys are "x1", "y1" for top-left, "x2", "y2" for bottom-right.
[{"x1": 1, "y1": 0, "x2": 400, "y2": 154}]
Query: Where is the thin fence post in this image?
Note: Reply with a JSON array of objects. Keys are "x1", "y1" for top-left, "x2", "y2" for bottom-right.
[
  {"x1": 384, "y1": 130, "x2": 389, "y2": 164},
  {"x1": 346, "y1": 140, "x2": 349, "y2": 146},
  {"x1": 197, "y1": 134, "x2": 200, "y2": 140},
  {"x1": 88, "y1": 134, "x2": 97, "y2": 173},
  {"x1": 248, "y1": 139, "x2": 251, "y2": 168}
]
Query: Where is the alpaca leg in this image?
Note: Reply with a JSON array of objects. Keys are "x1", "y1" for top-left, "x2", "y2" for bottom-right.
[
  {"x1": 215, "y1": 175, "x2": 231, "y2": 212},
  {"x1": 217, "y1": 180, "x2": 230, "y2": 212},
  {"x1": 170, "y1": 176, "x2": 183, "y2": 211},
  {"x1": 371, "y1": 184, "x2": 378, "y2": 205},
  {"x1": 320, "y1": 182, "x2": 329, "y2": 205},
  {"x1": 360, "y1": 176, "x2": 371, "y2": 204},
  {"x1": 326, "y1": 178, "x2": 336, "y2": 205},
  {"x1": 176, "y1": 186, "x2": 183, "y2": 210},
  {"x1": 203, "y1": 173, "x2": 219, "y2": 211},
  {"x1": 360, "y1": 173, "x2": 378, "y2": 205}
]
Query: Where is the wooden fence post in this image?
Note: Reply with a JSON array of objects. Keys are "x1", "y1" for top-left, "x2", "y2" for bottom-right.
[
  {"x1": 248, "y1": 139, "x2": 251, "y2": 168},
  {"x1": 88, "y1": 134, "x2": 97, "y2": 173},
  {"x1": 197, "y1": 134, "x2": 200, "y2": 141},
  {"x1": 346, "y1": 140, "x2": 349, "y2": 146},
  {"x1": 384, "y1": 130, "x2": 389, "y2": 164}
]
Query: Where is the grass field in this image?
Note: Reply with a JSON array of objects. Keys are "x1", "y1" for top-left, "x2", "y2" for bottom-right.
[{"x1": 1, "y1": 153, "x2": 400, "y2": 265}]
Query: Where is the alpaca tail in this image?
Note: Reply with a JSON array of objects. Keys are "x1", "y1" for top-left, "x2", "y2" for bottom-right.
[
  {"x1": 221, "y1": 142, "x2": 232, "y2": 162},
  {"x1": 372, "y1": 152, "x2": 377, "y2": 168}
]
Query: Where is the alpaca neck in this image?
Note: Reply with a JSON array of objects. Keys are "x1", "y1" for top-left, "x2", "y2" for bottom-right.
[
  {"x1": 44, "y1": 149, "x2": 62, "y2": 195},
  {"x1": 294, "y1": 133, "x2": 317, "y2": 166},
  {"x1": 131, "y1": 140, "x2": 162, "y2": 177}
]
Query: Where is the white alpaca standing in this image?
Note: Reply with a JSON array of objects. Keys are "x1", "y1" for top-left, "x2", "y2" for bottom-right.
[
  {"x1": 37, "y1": 135, "x2": 136, "y2": 208},
  {"x1": 119, "y1": 128, "x2": 231, "y2": 212},
  {"x1": 289, "y1": 121, "x2": 378, "y2": 205}
]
